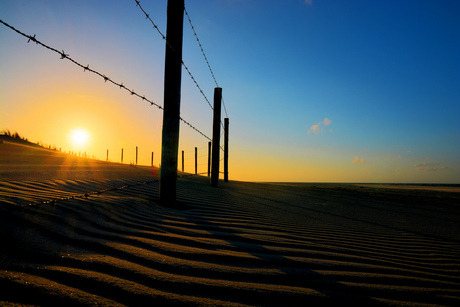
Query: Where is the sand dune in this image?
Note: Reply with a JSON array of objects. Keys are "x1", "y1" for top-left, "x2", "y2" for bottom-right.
[{"x1": 1, "y1": 140, "x2": 460, "y2": 306}]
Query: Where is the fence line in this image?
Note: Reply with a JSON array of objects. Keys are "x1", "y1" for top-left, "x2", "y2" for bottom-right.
[
  {"x1": 2, "y1": 1, "x2": 230, "y2": 202},
  {"x1": 0, "y1": 18, "x2": 212, "y2": 142}
]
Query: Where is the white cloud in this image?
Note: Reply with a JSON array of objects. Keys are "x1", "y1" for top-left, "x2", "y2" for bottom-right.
[
  {"x1": 352, "y1": 156, "x2": 365, "y2": 164},
  {"x1": 414, "y1": 162, "x2": 446, "y2": 171},
  {"x1": 307, "y1": 124, "x2": 320, "y2": 135},
  {"x1": 308, "y1": 118, "x2": 332, "y2": 135}
]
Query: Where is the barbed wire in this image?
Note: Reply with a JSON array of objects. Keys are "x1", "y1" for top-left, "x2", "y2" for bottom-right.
[
  {"x1": 184, "y1": 7, "x2": 218, "y2": 88},
  {"x1": 0, "y1": 18, "x2": 212, "y2": 141},
  {"x1": 184, "y1": 5, "x2": 229, "y2": 120},
  {"x1": 134, "y1": 0, "x2": 214, "y2": 111}
]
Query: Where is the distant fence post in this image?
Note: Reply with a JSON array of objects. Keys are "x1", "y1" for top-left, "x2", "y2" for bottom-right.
[
  {"x1": 107, "y1": 149, "x2": 109, "y2": 162},
  {"x1": 160, "y1": 0, "x2": 184, "y2": 205},
  {"x1": 224, "y1": 118, "x2": 229, "y2": 182},
  {"x1": 136, "y1": 146, "x2": 138, "y2": 165},
  {"x1": 211, "y1": 87, "x2": 222, "y2": 187},
  {"x1": 195, "y1": 147, "x2": 197, "y2": 175},
  {"x1": 207, "y1": 141, "x2": 211, "y2": 177},
  {"x1": 151, "y1": 152, "x2": 154, "y2": 167},
  {"x1": 182, "y1": 150, "x2": 184, "y2": 172},
  {"x1": 121, "y1": 148, "x2": 123, "y2": 163}
]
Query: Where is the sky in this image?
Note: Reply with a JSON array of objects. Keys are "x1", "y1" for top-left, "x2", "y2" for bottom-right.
[{"x1": 1, "y1": 0, "x2": 459, "y2": 183}]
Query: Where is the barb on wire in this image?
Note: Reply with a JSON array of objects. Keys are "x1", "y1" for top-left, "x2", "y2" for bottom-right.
[{"x1": 184, "y1": 7, "x2": 218, "y2": 88}]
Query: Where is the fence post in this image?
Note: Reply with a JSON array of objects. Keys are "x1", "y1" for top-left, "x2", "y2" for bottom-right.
[
  {"x1": 121, "y1": 148, "x2": 123, "y2": 163},
  {"x1": 195, "y1": 147, "x2": 197, "y2": 175},
  {"x1": 151, "y1": 152, "x2": 154, "y2": 167},
  {"x1": 136, "y1": 146, "x2": 138, "y2": 165},
  {"x1": 224, "y1": 118, "x2": 229, "y2": 182},
  {"x1": 211, "y1": 87, "x2": 222, "y2": 187},
  {"x1": 107, "y1": 149, "x2": 109, "y2": 162},
  {"x1": 182, "y1": 150, "x2": 184, "y2": 172},
  {"x1": 208, "y1": 141, "x2": 211, "y2": 177},
  {"x1": 160, "y1": 0, "x2": 184, "y2": 205}
]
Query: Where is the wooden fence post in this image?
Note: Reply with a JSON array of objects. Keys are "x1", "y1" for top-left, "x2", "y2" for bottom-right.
[
  {"x1": 224, "y1": 118, "x2": 229, "y2": 182},
  {"x1": 211, "y1": 87, "x2": 222, "y2": 187},
  {"x1": 195, "y1": 147, "x2": 197, "y2": 175},
  {"x1": 136, "y1": 146, "x2": 138, "y2": 165},
  {"x1": 160, "y1": 0, "x2": 184, "y2": 204},
  {"x1": 107, "y1": 149, "x2": 109, "y2": 162},
  {"x1": 208, "y1": 141, "x2": 211, "y2": 177},
  {"x1": 182, "y1": 150, "x2": 184, "y2": 172},
  {"x1": 121, "y1": 148, "x2": 123, "y2": 163},
  {"x1": 151, "y1": 152, "x2": 154, "y2": 167}
]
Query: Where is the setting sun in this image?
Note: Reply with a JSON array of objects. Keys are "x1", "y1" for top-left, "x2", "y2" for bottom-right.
[{"x1": 69, "y1": 128, "x2": 90, "y2": 148}]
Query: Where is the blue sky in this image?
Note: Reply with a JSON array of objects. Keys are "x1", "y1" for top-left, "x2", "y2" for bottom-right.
[{"x1": 1, "y1": 0, "x2": 459, "y2": 183}]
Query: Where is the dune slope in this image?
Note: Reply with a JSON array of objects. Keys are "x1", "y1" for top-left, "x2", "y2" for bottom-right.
[{"x1": 1, "y1": 141, "x2": 459, "y2": 306}]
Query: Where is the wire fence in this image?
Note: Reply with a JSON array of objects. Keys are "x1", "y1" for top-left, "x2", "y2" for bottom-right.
[{"x1": 1, "y1": 1, "x2": 229, "y2": 208}]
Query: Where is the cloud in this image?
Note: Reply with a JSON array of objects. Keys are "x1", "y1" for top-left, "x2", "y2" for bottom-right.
[
  {"x1": 308, "y1": 124, "x2": 321, "y2": 135},
  {"x1": 308, "y1": 118, "x2": 332, "y2": 135},
  {"x1": 352, "y1": 156, "x2": 365, "y2": 164},
  {"x1": 414, "y1": 162, "x2": 446, "y2": 171}
]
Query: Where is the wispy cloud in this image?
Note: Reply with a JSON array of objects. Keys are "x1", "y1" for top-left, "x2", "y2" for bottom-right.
[
  {"x1": 308, "y1": 118, "x2": 331, "y2": 135},
  {"x1": 414, "y1": 162, "x2": 446, "y2": 171},
  {"x1": 352, "y1": 156, "x2": 366, "y2": 164}
]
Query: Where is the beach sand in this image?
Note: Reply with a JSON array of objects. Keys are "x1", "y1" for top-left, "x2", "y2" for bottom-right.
[{"x1": 1, "y1": 140, "x2": 459, "y2": 306}]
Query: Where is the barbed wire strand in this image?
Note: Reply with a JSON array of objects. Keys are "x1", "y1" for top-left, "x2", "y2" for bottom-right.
[
  {"x1": 0, "y1": 18, "x2": 212, "y2": 142},
  {"x1": 134, "y1": 0, "x2": 214, "y2": 111},
  {"x1": 184, "y1": 7, "x2": 218, "y2": 88},
  {"x1": 184, "y1": 5, "x2": 229, "y2": 120}
]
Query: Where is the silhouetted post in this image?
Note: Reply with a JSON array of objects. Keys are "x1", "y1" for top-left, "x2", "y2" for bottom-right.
[
  {"x1": 121, "y1": 148, "x2": 124, "y2": 163},
  {"x1": 151, "y1": 152, "x2": 154, "y2": 167},
  {"x1": 211, "y1": 87, "x2": 222, "y2": 187},
  {"x1": 207, "y1": 141, "x2": 211, "y2": 177},
  {"x1": 107, "y1": 149, "x2": 109, "y2": 161},
  {"x1": 224, "y1": 118, "x2": 229, "y2": 182},
  {"x1": 160, "y1": 0, "x2": 184, "y2": 204},
  {"x1": 136, "y1": 146, "x2": 138, "y2": 165},
  {"x1": 182, "y1": 150, "x2": 184, "y2": 172},
  {"x1": 195, "y1": 147, "x2": 197, "y2": 175}
]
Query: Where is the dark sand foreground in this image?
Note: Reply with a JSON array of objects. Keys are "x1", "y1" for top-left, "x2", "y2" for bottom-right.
[{"x1": 1, "y1": 140, "x2": 460, "y2": 306}]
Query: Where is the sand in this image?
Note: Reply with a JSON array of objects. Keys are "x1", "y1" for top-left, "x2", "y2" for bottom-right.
[{"x1": 1, "y1": 140, "x2": 459, "y2": 306}]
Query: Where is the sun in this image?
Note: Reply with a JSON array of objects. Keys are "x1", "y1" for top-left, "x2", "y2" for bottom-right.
[{"x1": 69, "y1": 128, "x2": 90, "y2": 147}]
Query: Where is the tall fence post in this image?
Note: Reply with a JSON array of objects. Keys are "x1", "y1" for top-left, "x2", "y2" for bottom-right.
[
  {"x1": 211, "y1": 87, "x2": 222, "y2": 187},
  {"x1": 121, "y1": 148, "x2": 123, "y2": 163},
  {"x1": 151, "y1": 152, "x2": 154, "y2": 167},
  {"x1": 160, "y1": 0, "x2": 184, "y2": 204},
  {"x1": 207, "y1": 141, "x2": 211, "y2": 177},
  {"x1": 195, "y1": 147, "x2": 197, "y2": 175},
  {"x1": 107, "y1": 149, "x2": 109, "y2": 162},
  {"x1": 136, "y1": 146, "x2": 138, "y2": 165},
  {"x1": 224, "y1": 118, "x2": 229, "y2": 182},
  {"x1": 182, "y1": 150, "x2": 184, "y2": 172}
]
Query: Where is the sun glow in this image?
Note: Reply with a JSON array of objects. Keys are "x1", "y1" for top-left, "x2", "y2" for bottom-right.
[{"x1": 69, "y1": 128, "x2": 90, "y2": 148}]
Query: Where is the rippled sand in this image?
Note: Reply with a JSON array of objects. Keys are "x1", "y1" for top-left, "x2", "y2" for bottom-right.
[{"x1": 1, "y1": 140, "x2": 459, "y2": 306}]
